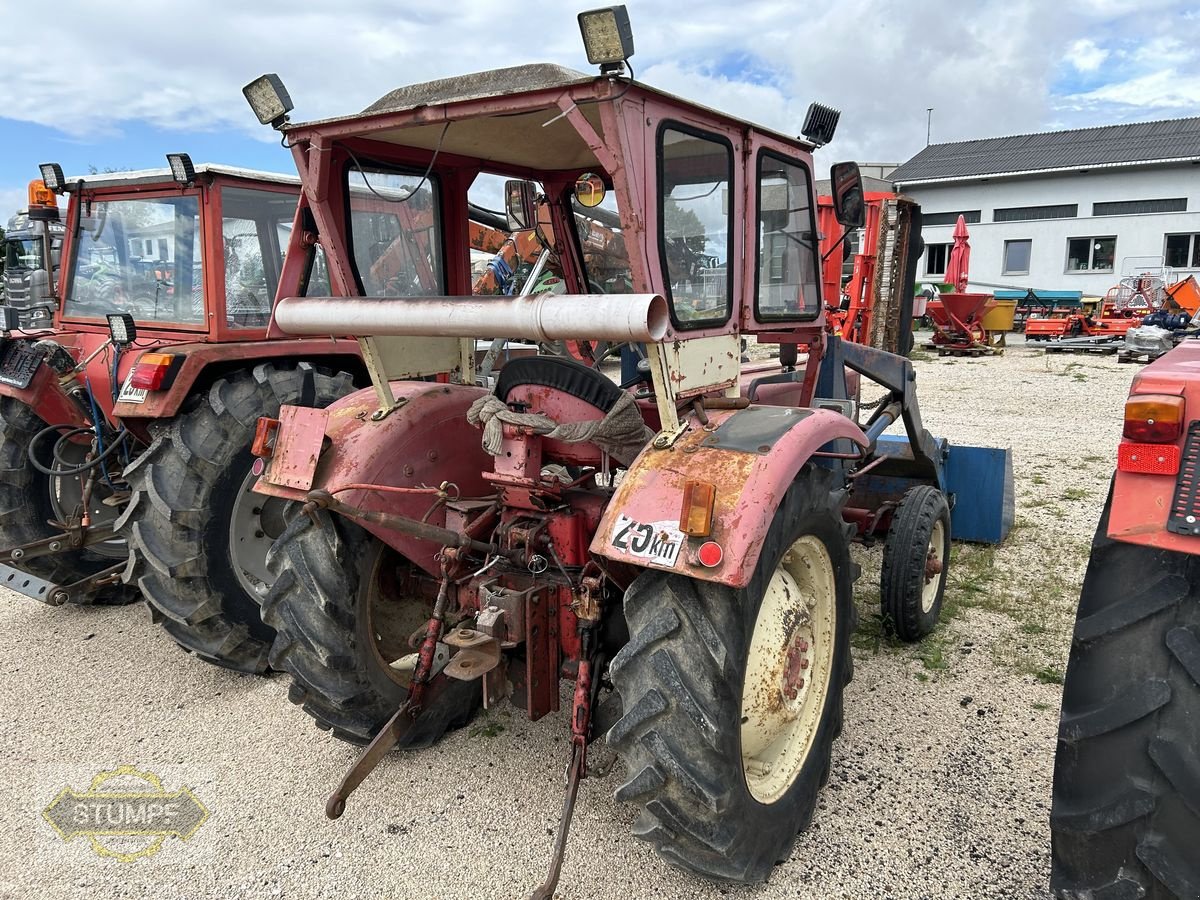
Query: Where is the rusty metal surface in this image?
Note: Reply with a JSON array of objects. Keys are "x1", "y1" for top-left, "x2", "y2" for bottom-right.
[
  {"x1": 591, "y1": 407, "x2": 868, "y2": 588},
  {"x1": 265, "y1": 406, "x2": 329, "y2": 490}
]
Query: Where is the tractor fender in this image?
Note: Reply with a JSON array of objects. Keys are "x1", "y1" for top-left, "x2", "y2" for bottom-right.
[
  {"x1": 255, "y1": 380, "x2": 493, "y2": 578},
  {"x1": 111, "y1": 337, "x2": 362, "y2": 419},
  {"x1": 0, "y1": 359, "x2": 90, "y2": 429},
  {"x1": 591, "y1": 406, "x2": 868, "y2": 588}
]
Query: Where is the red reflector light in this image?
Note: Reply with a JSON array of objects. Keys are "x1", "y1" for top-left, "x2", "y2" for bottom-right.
[
  {"x1": 251, "y1": 417, "x2": 280, "y2": 458},
  {"x1": 1117, "y1": 441, "x2": 1181, "y2": 475},
  {"x1": 1123, "y1": 394, "x2": 1185, "y2": 443},
  {"x1": 697, "y1": 541, "x2": 724, "y2": 568},
  {"x1": 129, "y1": 353, "x2": 177, "y2": 391}
]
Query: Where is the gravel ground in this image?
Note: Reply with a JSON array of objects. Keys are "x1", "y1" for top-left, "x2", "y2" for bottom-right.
[{"x1": 0, "y1": 335, "x2": 1134, "y2": 899}]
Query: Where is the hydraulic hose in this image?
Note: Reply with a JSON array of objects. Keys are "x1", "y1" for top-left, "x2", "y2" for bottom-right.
[{"x1": 27, "y1": 423, "x2": 131, "y2": 478}]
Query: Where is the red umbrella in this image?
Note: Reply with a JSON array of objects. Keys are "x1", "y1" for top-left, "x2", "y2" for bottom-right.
[{"x1": 945, "y1": 214, "x2": 971, "y2": 291}]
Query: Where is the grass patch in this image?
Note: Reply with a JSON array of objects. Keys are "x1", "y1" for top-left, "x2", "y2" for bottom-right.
[
  {"x1": 1032, "y1": 701, "x2": 1052, "y2": 711},
  {"x1": 918, "y1": 638, "x2": 950, "y2": 672},
  {"x1": 1020, "y1": 621, "x2": 1048, "y2": 635},
  {"x1": 1082, "y1": 454, "x2": 1107, "y2": 463},
  {"x1": 908, "y1": 349, "x2": 935, "y2": 363},
  {"x1": 1061, "y1": 487, "x2": 1090, "y2": 501},
  {"x1": 1030, "y1": 665, "x2": 1065, "y2": 685},
  {"x1": 1031, "y1": 474, "x2": 1047, "y2": 486},
  {"x1": 469, "y1": 719, "x2": 506, "y2": 739}
]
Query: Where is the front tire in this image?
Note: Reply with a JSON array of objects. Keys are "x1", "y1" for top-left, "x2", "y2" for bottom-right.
[
  {"x1": 117, "y1": 362, "x2": 353, "y2": 673},
  {"x1": 880, "y1": 485, "x2": 951, "y2": 641},
  {"x1": 262, "y1": 509, "x2": 481, "y2": 745},
  {"x1": 606, "y1": 465, "x2": 854, "y2": 883},
  {"x1": 1050, "y1": 486, "x2": 1200, "y2": 898}
]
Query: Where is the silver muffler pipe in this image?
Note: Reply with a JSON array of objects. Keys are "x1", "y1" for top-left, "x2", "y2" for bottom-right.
[{"x1": 273, "y1": 293, "x2": 670, "y2": 344}]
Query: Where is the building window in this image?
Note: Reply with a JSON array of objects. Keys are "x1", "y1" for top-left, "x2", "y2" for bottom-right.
[
  {"x1": 994, "y1": 204, "x2": 1078, "y2": 223},
  {"x1": 925, "y1": 243, "x2": 949, "y2": 276},
  {"x1": 1067, "y1": 236, "x2": 1116, "y2": 272},
  {"x1": 1165, "y1": 233, "x2": 1200, "y2": 269},
  {"x1": 1094, "y1": 198, "x2": 1187, "y2": 216},
  {"x1": 923, "y1": 210, "x2": 982, "y2": 227},
  {"x1": 1003, "y1": 239, "x2": 1032, "y2": 276}
]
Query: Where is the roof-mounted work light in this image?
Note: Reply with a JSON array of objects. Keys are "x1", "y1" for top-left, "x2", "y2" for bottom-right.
[
  {"x1": 242, "y1": 74, "x2": 294, "y2": 130},
  {"x1": 578, "y1": 6, "x2": 635, "y2": 75},
  {"x1": 801, "y1": 103, "x2": 841, "y2": 148},
  {"x1": 166, "y1": 153, "x2": 195, "y2": 187},
  {"x1": 38, "y1": 162, "x2": 65, "y2": 194}
]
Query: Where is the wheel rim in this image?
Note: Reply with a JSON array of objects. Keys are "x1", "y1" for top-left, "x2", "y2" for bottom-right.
[
  {"x1": 922, "y1": 519, "x2": 946, "y2": 614},
  {"x1": 227, "y1": 467, "x2": 294, "y2": 595},
  {"x1": 740, "y1": 534, "x2": 837, "y2": 804},
  {"x1": 49, "y1": 443, "x2": 125, "y2": 560}
]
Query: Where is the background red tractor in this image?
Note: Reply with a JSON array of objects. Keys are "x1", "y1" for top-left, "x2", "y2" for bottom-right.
[
  {"x1": 1051, "y1": 339, "x2": 1200, "y2": 899},
  {"x1": 0, "y1": 159, "x2": 364, "y2": 673},
  {"x1": 242, "y1": 10, "x2": 1013, "y2": 893}
]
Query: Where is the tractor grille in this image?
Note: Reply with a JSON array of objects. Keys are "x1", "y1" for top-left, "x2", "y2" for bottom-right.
[{"x1": 1167, "y1": 421, "x2": 1200, "y2": 535}]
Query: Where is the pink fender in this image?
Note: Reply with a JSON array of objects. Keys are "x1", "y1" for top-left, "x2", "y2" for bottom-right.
[
  {"x1": 591, "y1": 407, "x2": 868, "y2": 588},
  {"x1": 255, "y1": 380, "x2": 493, "y2": 577}
]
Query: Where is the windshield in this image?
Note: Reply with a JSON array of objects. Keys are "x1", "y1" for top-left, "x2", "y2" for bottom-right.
[
  {"x1": 347, "y1": 165, "x2": 444, "y2": 296},
  {"x1": 66, "y1": 195, "x2": 203, "y2": 324},
  {"x1": 4, "y1": 239, "x2": 43, "y2": 270}
]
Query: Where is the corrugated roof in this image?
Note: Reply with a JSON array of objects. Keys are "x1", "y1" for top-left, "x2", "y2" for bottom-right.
[{"x1": 891, "y1": 117, "x2": 1200, "y2": 185}]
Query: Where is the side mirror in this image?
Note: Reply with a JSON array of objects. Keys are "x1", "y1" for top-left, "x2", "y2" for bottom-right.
[
  {"x1": 505, "y1": 180, "x2": 538, "y2": 231},
  {"x1": 830, "y1": 161, "x2": 865, "y2": 229}
]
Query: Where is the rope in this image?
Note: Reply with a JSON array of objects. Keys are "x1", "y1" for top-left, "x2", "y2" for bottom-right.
[{"x1": 467, "y1": 392, "x2": 653, "y2": 467}]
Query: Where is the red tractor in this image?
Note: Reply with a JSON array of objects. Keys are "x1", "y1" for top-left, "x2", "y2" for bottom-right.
[
  {"x1": 1051, "y1": 339, "x2": 1200, "y2": 898},
  {"x1": 246, "y1": 10, "x2": 1013, "y2": 893},
  {"x1": 0, "y1": 159, "x2": 364, "y2": 672}
]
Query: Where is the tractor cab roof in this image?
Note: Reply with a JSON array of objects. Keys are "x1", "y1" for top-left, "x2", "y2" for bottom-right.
[
  {"x1": 62, "y1": 164, "x2": 301, "y2": 193},
  {"x1": 284, "y1": 63, "x2": 815, "y2": 173}
]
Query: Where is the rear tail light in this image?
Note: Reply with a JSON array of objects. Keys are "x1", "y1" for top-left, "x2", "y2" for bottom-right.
[
  {"x1": 129, "y1": 353, "x2": 182, "y2": 391},
  {"x1": 679, "y1": 480, "x2": 716, "y2": 537},
  {"x1": 1117, "y1": 441, "x2": 1181, "y2": 475},
  {"x1": 251, "y1": 417, "x2": 280, "y2": 458},
  {"x1": 1123, "y1": 394, "x2": 1185, "y2": 443}
]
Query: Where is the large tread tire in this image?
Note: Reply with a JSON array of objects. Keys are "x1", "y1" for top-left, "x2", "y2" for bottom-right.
[
  {"x1": 262, "y1": 509, "x2": 481, "y2": 746},
  {"x1": 117, "y1": 362, "x2": 354, "y2": 674},
  {"x1": 0, "y1": 396, "x2": 131, "y2": 604},
  {"x1": 1051, "y1": 483, "x2": 1200, "y2": 899},
  {"x1": 880, "y1": 484, "x2": 951, "y2": 642},
  {"x1": 606, "y1": 465, "x2": 854, "y2": 883}
]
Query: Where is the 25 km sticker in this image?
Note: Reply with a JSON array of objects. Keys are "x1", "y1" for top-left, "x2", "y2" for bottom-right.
[{"x1": 611, "y1": 515, "x2": 684, "y2": 567}]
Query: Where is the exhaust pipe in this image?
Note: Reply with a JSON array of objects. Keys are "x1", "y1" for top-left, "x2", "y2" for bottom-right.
[{"x1": 273, "y1": 293, "x2": 670, "y2": 344}]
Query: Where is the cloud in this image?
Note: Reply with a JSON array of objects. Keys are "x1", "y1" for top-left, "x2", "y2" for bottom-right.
[
  {"x1": 1067, "y1": 38, "x2": 1109, "y2": 72},
  {"x1": 0, "y1": 0, "x2": 1196, "y2": 216}
]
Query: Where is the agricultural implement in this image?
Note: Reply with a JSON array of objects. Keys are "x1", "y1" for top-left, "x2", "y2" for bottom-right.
[
  {"x1": 245, "y1": 8, "x2": 1013, "y2": 893},
  {"x1": 924, "y1": 291, "x2": 1005, "y2": 355},
  {"x1": 1051, "y1": 336, "x2": 1200, "y2": 899},
  {"x1": 0, "y1": 159, "x2": 364, "y2": 672},
  {"x1": 1027, "y1": 271, "x2": 1200, "y2": 346}
]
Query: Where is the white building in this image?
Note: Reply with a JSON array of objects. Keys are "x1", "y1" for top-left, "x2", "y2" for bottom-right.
[{"x1": 890, "y1": 117, "x2": 1200, "y2": 296}]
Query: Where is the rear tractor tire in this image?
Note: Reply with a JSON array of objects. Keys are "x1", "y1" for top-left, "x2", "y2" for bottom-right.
[
  {"x1": 0, "y1": 396, "x2": 131, "y2": 604},
  {"x1": 117, "y1": 362, "x2": 353, "y2": 673},
  {"x1": 606, "y1": 466, "x2": 854, "y2": 882},
  {"x1": 262, "y1": 509, "x2": 481, "y2": 746},
  {"x1": 1050, "y1": 487, "x2": 1200, "y2": 899},
  {"x1": 880, "y1": 485, "x2": 951, "y2": 642}
]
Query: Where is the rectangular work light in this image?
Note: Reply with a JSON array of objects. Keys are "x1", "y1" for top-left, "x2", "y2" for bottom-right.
[
  {"x1": 578, "y1": 6, "x2": 634, "y2": 72},
  {"x1": 106, "y1": 313, "x2": 137, "y2": 345},
  {"x1": 242, "y1": 74, "x2": 294, "y2": 129},
  {"x1": 166, "y1": 153, "x2": 195, "y2": 187},
  {"x1": 38, "y1": 162, "x2": 65, "y2": 194}
]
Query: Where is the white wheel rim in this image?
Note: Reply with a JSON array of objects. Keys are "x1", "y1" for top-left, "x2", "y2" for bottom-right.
[
  {"x1": 921, "y1": 519, "x2": 946, "y2": 614},
  {"x1": 740, "y1": 534, "x2": 837, "y2": 804}
]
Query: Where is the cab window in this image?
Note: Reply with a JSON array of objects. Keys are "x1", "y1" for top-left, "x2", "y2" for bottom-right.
[
  {"x1": 221, "y1": 186, "x2": 297, "y2": 328},
  {"x1": 755, "y1": 152, "x2": 820, "y2": 320},
  {"x1": 347, "y1": 163, "x2": 444, "y2": 296},
  {"x1": 658, "y1": 125, "x2": 733, "y2": 328}
]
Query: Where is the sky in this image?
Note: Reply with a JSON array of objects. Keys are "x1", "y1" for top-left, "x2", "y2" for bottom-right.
[{"x1": 2, "y1": 0, "x2": 1198, "y2": 220}]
